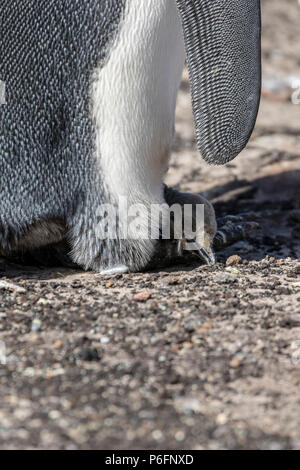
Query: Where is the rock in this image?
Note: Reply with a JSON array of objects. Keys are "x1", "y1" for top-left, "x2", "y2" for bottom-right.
[
  {"x1": 31, "y1": 319, "x2": 42, "y2": 333},
  {"x1": 36, "y1": 298, "x2": 51, "y2": 306},
  {"x1": 100, "y1": 336, "x2": 110, "y2": 345},
  {"x1": 229, "y1": 358, "x2": 241, "y2": 369},
  {"x1": 284, "y1": 315, "x2": 300, "y2": 328},
  {"x1": 77, "y1": 347, "x2": 100, "y2": 362},
  {"x1": 226, "y1": 255, "x2": 242, "y2": 267},
  {"x1": 152, "y1": 430, "x2": 163, "y2": 441},
  {"x1": 175, "y1": 397, "x2": 202, "y2": 414},
  {"x1": 166, "y1": 276, "x2": 180, "y2": 285},
  {"x1": 133, "y1": 290, "x2": 151, "y2": 302},
  {"x1": 175, "y1": 430, "x2": 185, "y2": 442},
  {"x1": 216, "y1": 413, "x2": 228, "y2": 426},
  {"x1": 0, "y1": 280, "x2": 26, "y2": 294},
  {"x1": 215, "y1": 273, "x2": 238, "y2": 284}
]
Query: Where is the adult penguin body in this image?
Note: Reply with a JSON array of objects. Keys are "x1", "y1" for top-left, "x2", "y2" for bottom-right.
[{"x1": 0, "y1": 0, "x2": 261, "y2": 273}]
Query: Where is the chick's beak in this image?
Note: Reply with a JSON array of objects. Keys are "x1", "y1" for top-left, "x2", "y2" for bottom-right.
[
  {"x1": 197, "y1": 247, "x2": 216, "y2": 266},
  {"x1": 185, "y1": 240, "x2": 216, "y2": 266}
]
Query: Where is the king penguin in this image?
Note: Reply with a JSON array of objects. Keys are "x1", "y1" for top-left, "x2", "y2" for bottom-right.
[{"x1": 0, "y1": 0, "x2": 261, "y2": 273}]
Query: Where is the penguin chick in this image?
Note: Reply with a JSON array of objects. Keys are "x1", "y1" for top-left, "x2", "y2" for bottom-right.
[{"x1": 164, "y1": 186, "x2": 217, "y2": 266}]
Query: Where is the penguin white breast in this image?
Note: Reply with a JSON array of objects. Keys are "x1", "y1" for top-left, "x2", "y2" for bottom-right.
[{"x1": 91, "y1": 0, "x2": 185, "y2": 205}]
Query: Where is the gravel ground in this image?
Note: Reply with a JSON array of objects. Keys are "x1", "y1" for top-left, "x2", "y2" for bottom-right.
[{"x1": 0, "y1": 0, "x2": 300, "y2": 450}]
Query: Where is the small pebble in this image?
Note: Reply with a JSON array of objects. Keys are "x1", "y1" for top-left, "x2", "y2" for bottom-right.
[
  {"x1": 216, "y1": 413, "x2": 228, "y2": 426},
  {"x1": 37, "y1": 298, "x2": 50, "y2": 306},
  {"x1": 285, "y1": 315, "x2": 300, "y2": 327},
  {"x1": 152, "y1": 430, "x2": 163, "y2": 441},
  {"x1": 0, "y1": 280, "x2": 26, "y2": 294},
  {"x1": 31, "y1": 319, "x2": 42, "y2": 333},
  {"x1": 229, "y1": 358, "x2": 241, "y2": 369},
  {"x1": 100, "y1": 336, "x2": 110, "y2": 345},
  {"x1": 226, "y1": 255, "x2": 242, "y2": 266},
  {"x1": 215, "y1": 273, "x2": 238, "y2": 284},
  {"x1": 133, "y1": 290, "x2": 151, "y2": 302},
  {"x1": 175, "y1": 430, "x2": 185, "y2": 442},
  {"x1": 78, "y1": 347, "x2": 100, "y2": 362}
]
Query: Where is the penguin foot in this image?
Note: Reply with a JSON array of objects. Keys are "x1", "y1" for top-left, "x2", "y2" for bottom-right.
[
  {"x1": 214, "y1": 215, "x2": 260, "y2": 250},
  {"x1": 68, "y1": 187, "x2": 260, "y2": 273}
]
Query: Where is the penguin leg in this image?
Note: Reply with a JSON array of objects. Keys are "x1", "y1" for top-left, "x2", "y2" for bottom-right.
[{"x1": 73, "y1": 0, "x2": 186, "y2": 273}]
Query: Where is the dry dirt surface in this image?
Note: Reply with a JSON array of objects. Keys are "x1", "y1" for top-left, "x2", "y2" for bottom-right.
[{"x1": 0, "y1": 0, "x2": 300, "y2": 450}]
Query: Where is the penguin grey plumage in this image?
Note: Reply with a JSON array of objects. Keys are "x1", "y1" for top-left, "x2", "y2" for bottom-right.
[{"x1": 0, "y1": 0, "x2": 261, "y2": 273}]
